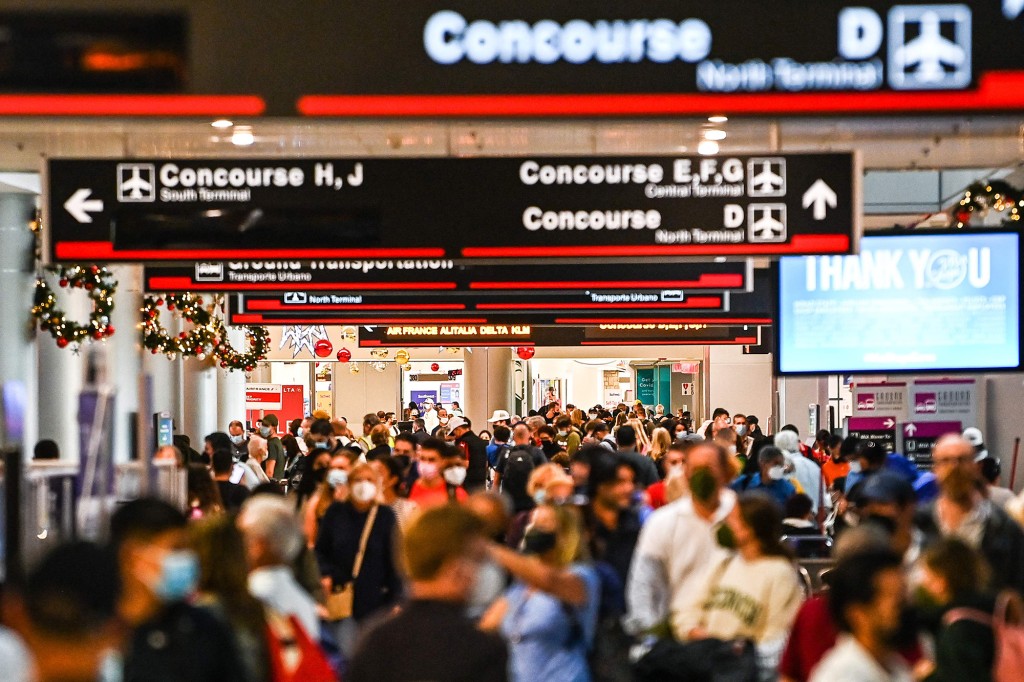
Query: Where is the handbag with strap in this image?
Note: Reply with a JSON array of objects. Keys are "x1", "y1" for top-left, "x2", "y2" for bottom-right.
[
  {"x1": 943, "y1": 591, "x2": 1024, "y2": 682},
  {"x1": 325, "y1": 505, "x2": 378, "y2": 621}
]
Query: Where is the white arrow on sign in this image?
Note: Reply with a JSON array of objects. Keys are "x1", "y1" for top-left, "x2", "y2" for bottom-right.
[
  {"x1": 883, "y1": 418, "x2": 895, "y2": 429},
  {"x1": 64, "y1": 189, "x2": 104, "y2": 224},
  {"x1": 905, "y1": 423, "x2": 917, "y2": 436},
  {"x1": 802, "y1": 179, "x2": 837, "y2": 220}
]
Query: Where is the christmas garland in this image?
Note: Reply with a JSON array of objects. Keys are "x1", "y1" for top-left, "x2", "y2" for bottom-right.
[
  {"x1": 952, "y1": 180, "x2": 1023, "y2": 227},
  {"x1": 32, "y1": 265, "x2": 117, "y2": 349},
  {"x1": 215, "y1": 325, "x2": 271, "y2": 372},
  {"x1": 141, "y1": 294, "x2": 270, "y2": 371}
]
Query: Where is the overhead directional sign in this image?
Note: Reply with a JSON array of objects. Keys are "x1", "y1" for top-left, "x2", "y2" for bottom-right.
[
  {"x1": 143, "y1": 260, "x2": 751, "y2": 293},
  {"x1": 358, "y1": 324, "x2": 761, "y2": 348},
  {"x1": 48, "y1": 154, "x2": 857, "y2": 263}
]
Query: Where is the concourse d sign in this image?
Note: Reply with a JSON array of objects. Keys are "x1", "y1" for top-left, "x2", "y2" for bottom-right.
[{"x1": 48, "y1": 154, "x2": 857, "y2": 263}]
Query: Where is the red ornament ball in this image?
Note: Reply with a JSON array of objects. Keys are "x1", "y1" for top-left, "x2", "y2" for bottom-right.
[
  {"x1": 56, "y1": 337, "x2": 69, "y2": 349},
  {"x1": 314, "y1": 339, "x2": 333, "y2": 358},
  {"x1": 431, "y1": 362, "x2": 440, "y2": 372},
  {"x1": 167, "y1": 304, "x2": 175, "y2": 311},
  {"x1": 58, "y1": 278, "x2": 68, "y2": 287},
  {"x1": 516, "y1": 346, "x2": 536, "y2": 360},
  {"x1": 93, "y1": 331, "x2": 104, "y2": 340},
  {"x1": 336, "y1": 348, "x2": 352, "y2": 362},
  {"x1": 956, "y1": 209, "x2": 972, "y2": 225},
  {"x1": 105, "y1": 326, "x2": 115, "y2": 336}
]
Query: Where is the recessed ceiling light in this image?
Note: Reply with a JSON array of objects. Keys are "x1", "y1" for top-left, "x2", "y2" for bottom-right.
[
  {"x1": 231, "y1": 128, "x2": 255, "y2": 146},
  {"x1": 703, "y1": 129, "x2": 727, "y2": 141},
  {"x1": 211, "y1": 119, "x2": 233, "y2": 128},
  {"x1": 708, "y1": 115, "x2": 728, "y2": 123},
  {"x1": 697, "y1": 140, "x2": 719, "y2": 156}
]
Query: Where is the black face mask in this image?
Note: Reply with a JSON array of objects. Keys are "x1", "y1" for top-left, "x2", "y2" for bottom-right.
[
  {"x1": 312, "y1": 466, "x2": 329, "y2": 483},
  {"x1": 886, "y1": 606, "x2": 921, "y2": 649},
  {"x1": 862, "y1": 513, "x2": 897, "y2": 536},
  {"x1": 521, "y1": 529, "x2": 558, "y2": 556}
]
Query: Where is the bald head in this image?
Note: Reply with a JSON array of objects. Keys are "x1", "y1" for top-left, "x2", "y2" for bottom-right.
[
  {"x1": 932, "y1": 434, "x2": 976, "y2": 469},
  {"x1": 687, "y1": 442, "x2": 731, "y2": 485},
  {"x1": 512, "y1": 423, "x2": 532, "y2": 445}
]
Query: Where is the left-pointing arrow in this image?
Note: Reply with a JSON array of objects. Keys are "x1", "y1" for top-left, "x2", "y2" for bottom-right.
[{"x1": 64, "y1": 188, "x2": 104, "y2": 224}]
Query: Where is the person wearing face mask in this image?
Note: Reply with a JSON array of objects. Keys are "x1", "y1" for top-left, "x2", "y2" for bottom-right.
[
  {"x1": 731, "y1": 413, "x2": 753, "y2": 455},
  {"x1": 480, "y1": 503, "x2": 601, "y2": 682},
  {"x1": 431, "y1": 407, "x2": 451, "y2": 438},
  {"x1": 408, "y1": 438, "x2": 468, "y2": 509},
  {"x1": 553, "y1": 415, "x2": 581, "y2": 457},
  {"x1": 293, "y1": 419, "x2": 336, "y2": 509},
  {"x1": 304, "y1": 452, "x2": 353, "y2": 548},
  {"x1": 808, "y1": 549, "x2": 913, "y2": 682},
  {"x1": 242, "y1": 436, "x2": 272, "y2": 490},
  {"x1": 257, "y1": 415, "x2": 286, "y2": 481},
  {"x1": 626, "y1": 442, "x2": 738, "y2": 640},
  {"x1": 316, "y1": 462, "x2": 402, "y2": 662},
  {"x1": 646, "y1": 439, "x2": 690, "y2": 510},
  {"x1": 914, "y1": 434, "x2": 1024, "y2": 595},
  {"x1": 775, "y1": 430, "x2": 828, "y2": 517},
  {"x1": 730, "y1": 445, "x2": 798, "y2": 509},
  {"x1": 112, "y1": 498, "x2": 248, "y2": 682},
  {"x1": 701, "y1": 407, "x2": 732, "y2": 440},
  {"x1": 227, "y1": 420, "x2": 249, "y2": 460},
  {"x1": 442, "y1": 445, "x2": 472, "y2": 501},
  {"x1": 449, "y1": 416, "x2": 490, "y2": 491}
]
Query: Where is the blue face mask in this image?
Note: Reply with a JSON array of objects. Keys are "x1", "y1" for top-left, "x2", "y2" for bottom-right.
[
  {"x1": 296, "y1": 427, "x2": 305, "y2": 438},
  {"x1": 259, "y1": 426, "x2": 271, "y2": 438},
  {"x1": 533, "y1": 489, "x2": 548, "y2": 505},
  {"x1": 314, "y1": 441, "x2": 330, "y2": 450},
  {"x1": 229, "y1": 434, "x2": 244, "y2": 445},
  {"x1": 151, "y1": 550, "x2": 199, "y2": 602}
]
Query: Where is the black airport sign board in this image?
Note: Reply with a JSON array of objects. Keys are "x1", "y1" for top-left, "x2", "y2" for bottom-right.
[
  {"x1": 49, "y1": 154, "x2": 857, "y2": 264},
  {"x1": 358, "y1": 324, "x2": 761, "y2": 348},
  {"x1": 143, "y1": 259, "x2": 750, "y2": 293}
]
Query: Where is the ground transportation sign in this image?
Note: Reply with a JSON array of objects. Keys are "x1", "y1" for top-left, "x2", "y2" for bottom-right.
[{"x1": 48, "y1": 154, "x2": 857, "y2": 263}]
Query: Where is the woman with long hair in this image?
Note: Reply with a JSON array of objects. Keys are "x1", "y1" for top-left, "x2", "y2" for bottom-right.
[
  {"x1": 648, "y1": 427, "x2": 672, "y2": 464},
  {"x1": 629, "y1": 418, "x2": 652, "y2": 455},
  {"x1": 186, "y1": 464, "x2": 224, "y2": 520},
  {"x1": 481, "y1": 503, "x2": 601, "y2": 682},
  {"x1": 672, "y1": 494, "x2": 804, "y2": 679},
  {"x1": 371, "y1": 455, "x2": 420, "y2": 534}
]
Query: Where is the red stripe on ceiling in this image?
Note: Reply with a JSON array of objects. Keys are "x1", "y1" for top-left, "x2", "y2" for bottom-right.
[
  {"x1": 463, "y1": 234, "x2": 848, "y2": 258},
  {"x1": 470, "y1": 274, "x2": 745, "y2": 290},
  {"x1": 0, "y1": 94, "x2": 266, "y2": 116},
  {"x1": 55, "y1": 242, "x2": 445, "y2": 261},
  {"x1": 476, "y1": 297, "x2": 723, "y2": 310},
  {"x1": 146, "y1": 277, "x2": 457, "y2": 291},
  {"x1": 298, "y1": 72, "x2": 1024, "y2": 117},
  {"x1": 245, "y1": 300, "x2": 466, "y2": 311}
]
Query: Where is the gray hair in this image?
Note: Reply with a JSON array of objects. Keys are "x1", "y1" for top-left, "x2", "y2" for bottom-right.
[
  {"x1": 238, "y1": 495, "x2": 303, "y2": 563},
  {"x1": 248, "y1": 435, "x2": 268, "y2": 460},
  {"x1": 773, "y1": 430, "x2": 801, "y2": 455}
]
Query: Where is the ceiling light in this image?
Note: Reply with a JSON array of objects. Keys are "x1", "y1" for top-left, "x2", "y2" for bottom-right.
[
  {"x1": 703, "y1": 129, "x2": 727, "y2": 141},
  {"x1": 231, "y1": 127, "x2": 255, "y2": 146},
  {"x1": 697, "y1": 140, "x2": 719, "y2": 155},
  {"x1": 211, "y1": 119, "x2": 233, "y2": 128},
  {"x1": 708, "y1": 115, "x2": 728, "y2": 123}
]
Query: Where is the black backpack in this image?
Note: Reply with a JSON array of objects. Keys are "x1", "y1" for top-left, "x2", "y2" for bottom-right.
[{"x1": 501, "y1": 446, "x2": 537, "y2": 505}]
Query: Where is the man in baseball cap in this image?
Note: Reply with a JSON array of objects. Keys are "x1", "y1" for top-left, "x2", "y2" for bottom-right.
[
  {"x1": 448, "y1": 416, "x2": 488, "y2": 492},
  {"x1": 962, "y1": 426, "x2": 989, "y2": 462},
  {"x1": 487, "y1": 410, "x2": 511, "y2": 427}
]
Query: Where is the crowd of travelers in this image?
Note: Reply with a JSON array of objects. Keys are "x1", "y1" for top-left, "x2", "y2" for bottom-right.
[{"x1": 3, "y1": 397, "x2": 1023, "y2": 682}]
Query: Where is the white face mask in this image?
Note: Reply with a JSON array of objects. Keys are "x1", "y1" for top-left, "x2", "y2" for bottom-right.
[
  {"x1": 735, "y1": 425, "x2": 747, "y2": 437},
  {"x1": 668, "y1": 463, "x2": 685, "y2": 478},
  {"x1": 767, "y1": 465, "x2": 786, "y2": 481},
  {"x1": 327, "y1": 469, "x2": 348, "y2": 488},
  {"x1": 230, "y1": 434, "x2": 244, "y2": 445},
  {"x1": 444, "y1": 465, "x2": 467, "y2": 487},
  {"x1": 351, "y1": 480, "x2": 378, "y2": 504}
]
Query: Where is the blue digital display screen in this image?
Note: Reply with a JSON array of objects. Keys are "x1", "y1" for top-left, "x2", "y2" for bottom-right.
[{"x1": 778, "y1": 231, "x2": 1021, "y2": 374}]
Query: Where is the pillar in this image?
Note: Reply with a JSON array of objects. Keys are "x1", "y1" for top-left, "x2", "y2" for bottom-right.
[
  {"x1": 182, "y1": 358, "x2": 218, "y2": 443},
  {"x1": 217, "y1": 326, "x2": 247, "y2": 430},
  {"x1": 0, "y1": 194, "x2": 38, "y2": 454},
  {"x1": 35, "y1": 275, "x2": 86, "y2": 463},
  {"x1": 105, "y1": 265, "x2": 143, "y2": 462},
  {"x1": 463, "y1": 347, "x2": 513, "y2": 431}
]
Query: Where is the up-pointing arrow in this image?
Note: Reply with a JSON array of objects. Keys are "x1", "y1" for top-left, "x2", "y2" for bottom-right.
[
  {"x1": 64, "y1": 188, "x2": 104, "y2": 223},
  {"x1": 905, "y1": 422, "x2": 917, "y2": 436},
  {"x1": 802, "y1": 179, "x2": 837, "y2": 220}
]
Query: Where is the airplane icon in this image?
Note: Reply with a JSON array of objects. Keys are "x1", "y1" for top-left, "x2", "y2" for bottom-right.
[
  {"x1": 747, "y1": 204, "x2": 787, "y2": 243},
  {"x1": 888, "y1": 5, "x2": 971, "y2": 90},
  {"x1": 747, "y1": 158, "x2": 786, "y2": 197},
  {"x1": 116, "y1": 163, "x2": 156, "y2": 202}
]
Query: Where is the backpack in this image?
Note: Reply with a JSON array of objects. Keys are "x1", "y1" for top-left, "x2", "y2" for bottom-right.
[
  {"x1": 488, "y1": 443, "x2": 511, "y2": 470},
  {"x1": 943, "y1": 591, "x2": 1024, "y2": 682},
  {"x1": 501, "y1": 446, "x2": 536, "y2": 502}
]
